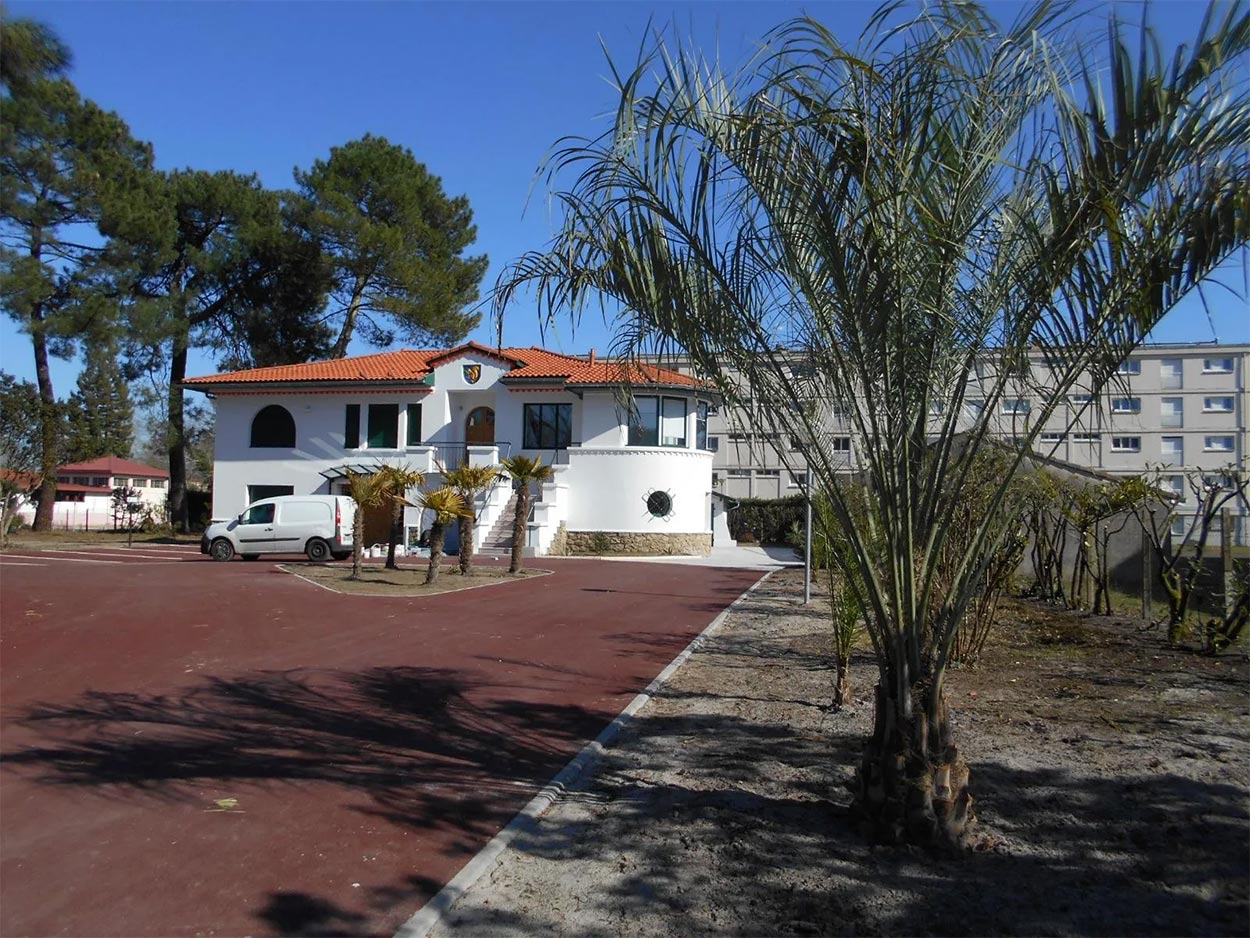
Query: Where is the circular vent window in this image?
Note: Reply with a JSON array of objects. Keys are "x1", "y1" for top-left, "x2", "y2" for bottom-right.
[{"x1": 646, "y1": 490, "x2": 674, "y2": 518}]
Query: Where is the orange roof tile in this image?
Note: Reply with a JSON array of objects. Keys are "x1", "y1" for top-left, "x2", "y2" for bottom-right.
[
  {"x1": 184, "y1": 344, "x2": 705, "y2": 390},
  {"x1": 59, "y1": 457, "x2": 169, "y2": 479}
]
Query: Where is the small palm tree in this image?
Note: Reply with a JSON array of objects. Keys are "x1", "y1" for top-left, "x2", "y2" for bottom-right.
[
  {"x1": 345, "y1": 470, "x2": 391, "y2": 581},
  {"x1": 441, "y1": 462, "x2": 503, "y2": 576},
  {"x1": 375, "y1": 465, "x2": 425, "y2": 570},
  {"x1": 417, "y1": 486, "x2": 469, "y2": 585},
  {"x1": 500, "y1": 455, "x2": 554, "y2": 574}
]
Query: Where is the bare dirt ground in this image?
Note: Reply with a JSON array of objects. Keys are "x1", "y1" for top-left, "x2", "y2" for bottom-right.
[{"x1": 430, "y1": 568, "x2": 1249, "y2": 937}]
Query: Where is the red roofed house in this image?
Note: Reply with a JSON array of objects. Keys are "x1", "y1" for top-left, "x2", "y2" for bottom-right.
[
  {"x1": 184, "y1": 343, "x2": 717, "y2": 556},
  {"x1": 12, "y1": 457, "x2": 170, "y2": 530}
]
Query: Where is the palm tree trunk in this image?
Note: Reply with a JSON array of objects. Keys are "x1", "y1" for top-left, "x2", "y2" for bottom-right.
[
  {"x1": 831, "y1": 658, "x2": 853, "y2": 710},
  {"x1": 854, "y1": 677, "x2": 974, "y2": 847},
  {"x1": 459, "y1": 512, "x2": 475, "y2": 576},
  {"x1": 385, "y1": 501, "x2": 402, "y2": 570},
  {"x1": 351, "y1": 509, "x2": 364, "y2": 580},
  {"x1": 426, "y1": 522, "x2": 444, "y2": 585},
  {"x1": 509, "y1": 484, "x2": 529, "y2": 574}
]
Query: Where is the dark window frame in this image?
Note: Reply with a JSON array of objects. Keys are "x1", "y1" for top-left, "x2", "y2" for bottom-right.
[
  {"x1": 523, "y1": 403, "x2": 572, "y2": 449},
  {"x1": 250, "y1": 404, "x2": 296, "y2": 448},
  {"x1": 629, "y1": 395, "x2": 689, "y2": 448},
  {"x1": 345, "y1": 405, "x2": 361, "y2": 449},
  {"x1": 367, "y1": 404, "x2": 400, "y2": 449},
  {"x1": 406, "y1": 403, "x2": 423, "y2": 446}
]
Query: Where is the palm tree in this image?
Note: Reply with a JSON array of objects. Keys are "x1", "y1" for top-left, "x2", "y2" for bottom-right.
[
  {"x1": 375, "y1": 465, "x2": 425, "y2": 570},
  {"x1": 441, "y1": 462, "x2": 503, "y2": 576},
  {"x1": 500, "y1": 455, "x2": 554, "y2": 574},
  {"x1": 345, "y1": 469, "x2": 391, "y2": 581},
  {"x1": 417, "y1": 486, "x2": 469, "y2": 585},
  {"x1": 496, "y1": 2, "x2": 1250, "y2": 845}
]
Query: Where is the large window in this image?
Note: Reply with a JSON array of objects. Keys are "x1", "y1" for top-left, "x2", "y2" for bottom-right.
[
  {"x1": 696, "y1": 402, "x2": 709, "y2": 450},
  {"x1": 250, "y1": 405, "x2": 295, "y2": 448},
  {"x1": 367, "y1": 404, "x2": 399, "y2": 449},
  {"x1": 524, "y1": 403, "x2": 572, "y2": 449},
  {"x1": 1110, "y1": 397, "x2": 1141, "y2": 414},
  {"x1": 629, "y1": 396, "x2": 688, "y2": 447}
]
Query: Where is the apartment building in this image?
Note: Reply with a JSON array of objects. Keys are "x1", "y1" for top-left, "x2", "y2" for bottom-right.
[{"x1": 682, "y1": 343, "x2": 1249, "y2": 544}]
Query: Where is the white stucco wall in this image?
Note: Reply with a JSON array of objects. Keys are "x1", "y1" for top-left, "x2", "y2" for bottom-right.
[{"x1": 562, "y1": 447, "x2": 712, "y2": 534}]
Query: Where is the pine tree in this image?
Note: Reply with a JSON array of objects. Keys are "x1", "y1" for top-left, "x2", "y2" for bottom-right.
[{"x1": 64, "y1": 337, "x2": 133, "y2": 461}]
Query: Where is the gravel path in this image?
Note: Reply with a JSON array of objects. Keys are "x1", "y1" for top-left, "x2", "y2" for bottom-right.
[{"x1": 427, "y1": 569, "x2": 1250, "y2": 937}]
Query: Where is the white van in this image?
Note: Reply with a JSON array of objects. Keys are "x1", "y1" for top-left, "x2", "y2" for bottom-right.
[{"x1": 201, "y1": 495, "x2": 356, "y2": 562}]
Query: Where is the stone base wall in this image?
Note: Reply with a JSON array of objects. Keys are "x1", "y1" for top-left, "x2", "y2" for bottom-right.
[
  {"x1": 546, "y1": 522, "x2": 569, "y2": 557},
  {"x1": 562, "y1": 531, "x2": 712, "y2": 557}
]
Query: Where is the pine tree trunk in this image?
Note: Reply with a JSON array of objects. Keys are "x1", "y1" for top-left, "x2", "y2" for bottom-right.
[
  {"x1": 854, "y1": 679, "x2": 975, "y2": 847},
  {"x1": 30, "y1": 302, "x2": 57, "y2": 532},
  {"x1": 509, "y1": 484, "x2": 530, "y2": 574},
  {"x1": 426, "y1": 523, "x2": 445, "y2": 585},
  {"x1": 167, "y1": 340, "x2": 190, "y2": 533},
  {"x1": 459, "y1": 511, "x2": 475, "y2": 576},
  {"x1": 329, "y1": 284, "x2": 366, "y2": 359}
]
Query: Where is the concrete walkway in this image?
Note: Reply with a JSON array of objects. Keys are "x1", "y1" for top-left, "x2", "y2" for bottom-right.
[{"x1": 600, "y1": 543, "x2": 801, "y2": 569}]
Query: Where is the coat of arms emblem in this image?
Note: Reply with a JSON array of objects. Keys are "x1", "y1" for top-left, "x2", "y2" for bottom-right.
[{"x1": 462, "y1": 364, "x2": 482, "y2": 385}]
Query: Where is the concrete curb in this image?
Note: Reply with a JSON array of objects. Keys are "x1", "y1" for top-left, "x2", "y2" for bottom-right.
[{"x1": 393, "y1": 569, "x2": 777, "y2": 938}]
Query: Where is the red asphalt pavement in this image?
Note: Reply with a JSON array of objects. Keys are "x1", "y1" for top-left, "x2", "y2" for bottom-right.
[{"x1": 0, "y1": 548, "x2": 762, "y2": 937}]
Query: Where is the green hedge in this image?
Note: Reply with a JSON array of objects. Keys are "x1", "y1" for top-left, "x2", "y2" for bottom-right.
[{"x1": 728, "y1": 495, "x2": 806, "y2": 545}]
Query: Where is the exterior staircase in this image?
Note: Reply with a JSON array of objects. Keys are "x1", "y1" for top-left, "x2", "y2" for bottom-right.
[{"x1": 477, "y1": 492, "x2": 517, "y2": 555}]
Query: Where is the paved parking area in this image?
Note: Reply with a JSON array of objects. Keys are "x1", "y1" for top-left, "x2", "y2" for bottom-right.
[{"x1": 0, "y1": 549, "x2": 761, "y2": 937}]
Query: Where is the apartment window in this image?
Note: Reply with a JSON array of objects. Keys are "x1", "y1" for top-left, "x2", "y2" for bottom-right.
[
  {"x1": 727, "y1": 468, "x2": 751, "y2": 479},
  {"x1": 712, "y1": 471, "x2": 721, "y2": 487},
  {"x1": 115, "y1": 477, "x2": 131, "y2": 487},
  {"x1": 92, "y1": 476, "x2": 108, "y2": 487},
  {"x1": 788, "y1": 471, "x2": 808, "y2": 488},
  {"x1": 832, "y1": 436, "x2": 852, "y2": 454},
  {"x1": 1160, "y1": 358, "x2": 1183, "y2": 389},
  {"x1": 1171, "y1": 515, "x2": 1188, "y2": 538},
  {"x1": 1161, "y1": 475, "x2": 1185, "y2": 500},
  {"x1": 706, "y1": 435, "x2": 720, "y2": 452},
  {"x1": 406, "y1": 403, "x2": 423, "y2": 446},
  {"x1": 661, "y1": 397, "x2": 688, "y2": 446},
  {"x1": 1111, "y1": 436, "x2": 1141, "y2": 453},
  {"x1": 523, "y1": 403, "x2": 572, "y2": 449},
  {"x1": 1001, "y1": 399, "x2": 1031, "y2": 415},
  {"x1": 367, "y1": 404, "x2": 399, "y2": 449},
  {"x1": 1069, "y1": 393, "x2": 1093, "y2": 406},
  {"x1": 1072, "y1": 433, "x2": 1100, "y2": 443},
  {"x1": 1041, "y1": 356, "x2": 1067, "y2": 370},
  {"x1": 1160, "y1": 397, "x2": 1184, "y2": 428},
  {"x1": 133, "y1": 478, "x2": 148, "y2": 488},
  {"x1": 344, "y1": 404, "x2": 361, "y2": 448},
  {"x1": 1039, "y1": 432, "x2": 1065, "y2": 444},
  {"x1": 1203, "y1": 396, "x2": 1234, "y2": 413},
  {"x1": 151, "y1": 479, "x2": 166, "y2": 490},
  {"x1": 928, "y1": 401, "x2": 946, "y2": 416},
  {"x1": 696, "y1": 402, "x2": 709, "y2": 450},
  {"x1": 1203, "y1": 357, "x2": 1234, "y2": 373},
  {"x1": 963, "y1": 399, "x2": 985, "y2": 419},
  {"x1": 728, "y1": 431, "x2": 752, "y2": 442},
  {"x1": 73, "y1": 475, "x2": 89, "y2": 485},
  {"x1": 1110, "y1": 397, "x2": 1141, "y2": 414},
  {"x1": 1204, "y1": 435, "x2": 1235, "y2": 452},
  {"x1": 1161, "y1": 436, "x2": 1184, "y2": 461},
  {"x1": 1116, "y1": 358, "x2": 1141, "y2": 375}
]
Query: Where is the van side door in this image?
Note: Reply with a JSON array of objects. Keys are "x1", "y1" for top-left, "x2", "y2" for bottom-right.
[
  {"x1": 273, "y1": 500, "x2": 332, "y2": 554},
  {"x1": 236, "y1": 502, "x2": 277, "y2": 552}
]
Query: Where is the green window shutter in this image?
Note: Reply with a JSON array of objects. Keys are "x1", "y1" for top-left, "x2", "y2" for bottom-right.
[
  {"x1": 344, "y1": 405, "x2": 360, "y2": 448},
  {"x1": 406, "y1": 403, "x2": 422, "y2": 446},
  {"x1": 368, "y1": 404, "x2": 399, "y2": 448}
]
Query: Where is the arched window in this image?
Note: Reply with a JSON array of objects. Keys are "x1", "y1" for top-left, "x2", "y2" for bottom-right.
[{"x1": 250, "y1": 405, "x2": 296, "y2": 448}]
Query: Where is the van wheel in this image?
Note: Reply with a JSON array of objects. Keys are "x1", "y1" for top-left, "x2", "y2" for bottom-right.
[
  {"x1": 331, "y1": 551, "x2": 351, "y2": 561},
  {"x1": 306, "y1": 538, "x2": 331, "y2": 562},
  {"x1": 210, "y1": 539, "x2": 235, "y2": 562}
]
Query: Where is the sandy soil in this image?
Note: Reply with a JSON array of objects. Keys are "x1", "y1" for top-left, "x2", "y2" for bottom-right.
[{"x1": 429, "y1": 568, "x2": 1249, "y2": 937}]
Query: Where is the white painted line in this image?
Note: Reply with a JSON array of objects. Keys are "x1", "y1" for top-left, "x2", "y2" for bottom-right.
[
  {"x1": 9, "y1": 555, "x2": 123, "y2": 564},
  {"x1": 394, "y1": 569, "x2": 776, "y2": 938},
  {"x1": 41, "y1": 549, "x2": 181, "y2": 560},
  {"x1": 0, "y1": 561, "x2": 46, "y2": 566}
]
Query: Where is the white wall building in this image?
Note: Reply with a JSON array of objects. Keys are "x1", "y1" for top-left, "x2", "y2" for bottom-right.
[
  {"x1": 13, "y1": 457, "x2": 170, "y2": 531},
  {"x1": 185, "y1": 343, "x2": 717, "y2": 556}
]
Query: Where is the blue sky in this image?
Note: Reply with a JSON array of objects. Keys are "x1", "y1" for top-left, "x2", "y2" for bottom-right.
[{"x1": 4, "y1": 0, "x2": 1246, "y2": 395}]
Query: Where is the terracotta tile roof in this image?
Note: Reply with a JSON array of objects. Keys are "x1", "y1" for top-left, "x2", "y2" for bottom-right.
[
  {"x1": 185, "y1": 344, "x2": 706, "y2": 390},
  {"x1": 54, "y1": 482, "x2": 113, "y2": 495},
  {"x1": 0, "y1": 468, "x2": 39, "y2": 489},
  {"x1": 58, "y1": 457, "x2": 170, "y2": 479}
]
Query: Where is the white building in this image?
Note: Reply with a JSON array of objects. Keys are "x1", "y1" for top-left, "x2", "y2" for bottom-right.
[
  {"x1": 695, "y1": 343, "x2": 1249, "y2": 544},
  {"x1": 13, "y1": 457, "x2": 170, "y2": 531},
  {"x1": 185, "y1": 343, "x2": 717, "y2": 556}
]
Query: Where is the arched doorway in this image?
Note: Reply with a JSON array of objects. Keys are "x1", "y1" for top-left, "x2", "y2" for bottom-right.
[{"x1": 465, "y1": 406, "x2": 494, "y2": 444}]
